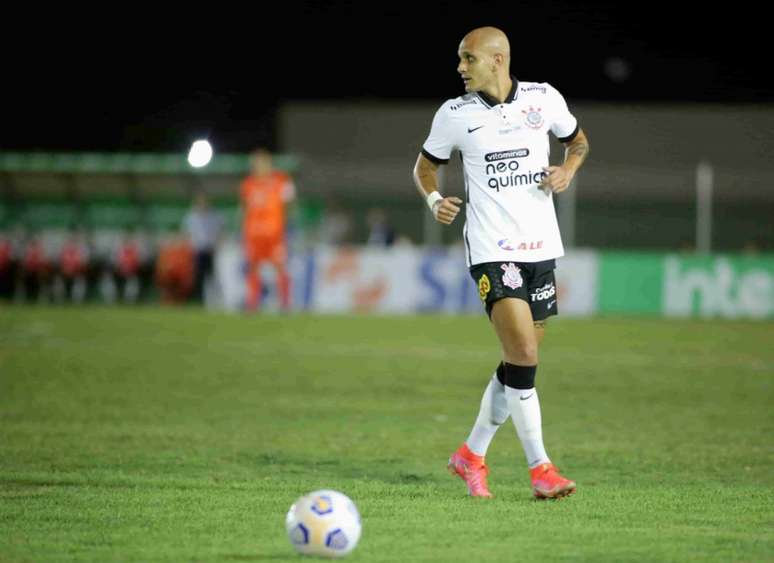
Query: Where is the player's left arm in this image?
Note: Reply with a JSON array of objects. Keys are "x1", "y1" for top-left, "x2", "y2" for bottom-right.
[{"x1": 541, "y1": 128, "x2": 590, "y2": 194}]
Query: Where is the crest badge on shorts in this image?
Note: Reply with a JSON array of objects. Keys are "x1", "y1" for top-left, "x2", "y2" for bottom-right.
[
  {"x1": 501, "y1": 263, "x2": 523, "y2": 289},
  {"x1": 478, "y1": 274, "x2": 491, "y2": 302}
]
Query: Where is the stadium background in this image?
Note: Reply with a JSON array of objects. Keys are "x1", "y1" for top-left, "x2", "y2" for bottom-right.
[
  {"x1": 2, "y1": 103, "x2": 772, "y2": 317},
  {"x1": 4, "y1": 1, "x2": 771, "y2": 273}
]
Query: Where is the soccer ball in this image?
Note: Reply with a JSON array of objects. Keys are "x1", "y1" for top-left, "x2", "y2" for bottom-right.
[{"x1": 285, "y1": 489, "x2": 362, "y2": 558}]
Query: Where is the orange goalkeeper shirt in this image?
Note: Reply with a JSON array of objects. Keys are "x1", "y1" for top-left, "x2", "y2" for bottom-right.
[{"x1": 240, "y1": 171, "x2": 295, "y2": 241}]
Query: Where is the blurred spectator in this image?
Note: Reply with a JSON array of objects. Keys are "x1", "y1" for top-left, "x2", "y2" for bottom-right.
[
  {"x1": 0, "y1": 231, "x2": 17, "y2": 301},
  {"x1": 136, "y1": 230, "x2": 156, "y2": 303},
  {"x1": 318, "y1": 201, "x2": 353, "y2": 246},
  {"x1": 155, "y1": 236, "x2": 194, "y2": 304},
  {"x1": 80, "y1": 229, "x2": 103, "y2": 303},
  {"x1": 240, "y1": 148, "x2": 296, "y2": 312},
  {"x1": 366, "y1": 207, "x2": 396, "y2": 247},
  {"x1": 56, "y1": 229, "x2": 89, "y2": 303},
  {"x1": 112, "y1": 230, "x2": 143, "y2": 303},
  {"x1": 21, "y1": 233, "x2": 51, "y2": 303},
  {"x1": 183, "y1": 192, "x2": 223, "y2": 304}
]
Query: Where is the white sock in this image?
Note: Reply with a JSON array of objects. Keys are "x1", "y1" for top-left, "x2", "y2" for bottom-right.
[
  {"x1": 504, "y1": 387, "x2": 550, "y2": 468},
  {"x1": 465, "y1": 374, "x2": 510, "y2": 456}
]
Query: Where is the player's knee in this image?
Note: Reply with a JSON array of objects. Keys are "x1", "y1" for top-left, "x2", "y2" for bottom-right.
[
  {"x1": 521, "y1": 342, "x2": 539, "y2": 364},
  {"x1": 504, "y1": 341, "x2": 538, "y2": 366}
]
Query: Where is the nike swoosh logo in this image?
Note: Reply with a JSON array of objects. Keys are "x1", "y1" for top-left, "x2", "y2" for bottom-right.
[
  {"x1": 547, "y1": 300, "x2": 556, "y2": 309},
  {"x1": 520, "y1": 393, "x2": 534, "y2": 401},
  {"x1": 467, "y1": 126, "x2": 484, "y2": 133}
]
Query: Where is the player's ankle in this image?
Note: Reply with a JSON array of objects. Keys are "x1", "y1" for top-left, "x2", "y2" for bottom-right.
[{"x1": 458, "y1": 443, "x2": 484, "y2": 463}]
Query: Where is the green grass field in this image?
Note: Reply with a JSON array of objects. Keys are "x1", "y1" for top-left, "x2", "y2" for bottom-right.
[{"x1": 1, "y1": 307, "x2": 772, "y2": 562}]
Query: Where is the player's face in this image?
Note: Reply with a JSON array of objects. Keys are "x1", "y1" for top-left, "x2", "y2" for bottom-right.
[
  {"x1": 457, "y1": 42, "x2": 491, "y2": 93},
  {"x1": 251, "y1": 151, "x2": 273, "y2": 176}
]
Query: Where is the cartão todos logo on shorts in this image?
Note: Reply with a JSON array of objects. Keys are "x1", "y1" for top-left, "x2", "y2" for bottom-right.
[{"x1": 530, "y1": 282, "x2": 556, "y2": 302}]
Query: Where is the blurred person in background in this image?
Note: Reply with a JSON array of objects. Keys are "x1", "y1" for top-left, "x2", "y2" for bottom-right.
[
  {"x1": 21, "y1": 231, "x2": 51, "y2": 303},
  {"x1": 240, "y1": 148, "x2": 295, "y2": 312},
  {"x1": 0, "y1": 230, "x2": 18, "y2": 301},
  {"x1": 413, "y1": 26, "x2": 589, "y2": 500},
  {"x1": 184, "y1": 192, "x2": 223, "y2": 304},
  {"x1": 317, "y1": 201, "x2": 353, "y2": 246},
  {"x1": 80, "y1": 229, "x2": 103, "y2": 303},
  {"x1": 112, "y1": 230, "x2": 143, "y2": 303},
  {"x1": 57, "y1": 228, "x2": 89, "y2": 303},
  {"x1": 366, "y1": 207, "x2": 396, "y2": 247},
  {"x1": 155, "y1": 234, "x2": 194, "y2": 305},
  {"x1": 136, "y1": 229, "x2": 157, "y2": 303}
]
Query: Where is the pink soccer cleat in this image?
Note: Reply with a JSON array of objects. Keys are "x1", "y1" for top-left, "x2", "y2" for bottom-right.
[
  {"x1": 530, "y1": 463, "x2": 576, "y2": 499},
  {"x1": 447, "y1": 443, "x2": 493, "y2": 498}
]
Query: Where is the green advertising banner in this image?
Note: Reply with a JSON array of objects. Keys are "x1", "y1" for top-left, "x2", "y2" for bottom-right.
[
  {"x1": 662, "y1": 255, "x2": 773, "y2": 319},
  {"x1": 598, "y1": 252, "x2": 664, "y2": 314},
  {"x1": 599, "y1": 253, "x2": 774, "y2": 319}
]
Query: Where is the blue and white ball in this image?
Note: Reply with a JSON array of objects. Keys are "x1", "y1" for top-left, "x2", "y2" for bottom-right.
[{"x1": 285, "y1": 489, "x2": 362, "y2": 558}]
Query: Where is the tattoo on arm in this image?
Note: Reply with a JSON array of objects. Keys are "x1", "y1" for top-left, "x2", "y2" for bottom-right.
[
  {"x1": 417, "y1": 168, "x2": 435, "y2": 182},
  {"x1": 414, "y1": 157, "x2": 440, "y2": 197},
  {"x1": 416, "y1": 159, "x2": 439, "y2": 186},
  {"x1": 568, "y1": 140, "x2": 589, "y2": 160}
]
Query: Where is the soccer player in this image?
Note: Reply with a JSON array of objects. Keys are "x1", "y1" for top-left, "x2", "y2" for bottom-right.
[
  {"x1": 240, "y1": 149, "x2": 296, "y2": 312},
  {"x1": 413, "y1": 27, "x2": 589, "y2": 499}
]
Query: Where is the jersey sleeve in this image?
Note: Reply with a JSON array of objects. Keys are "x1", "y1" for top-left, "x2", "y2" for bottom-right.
[
  {"x1": 421, "y1": 104, "x2": 456, "y2": 165},
  {"x1": 547, "y1": 84, "x2": 579, "y2": 143}
]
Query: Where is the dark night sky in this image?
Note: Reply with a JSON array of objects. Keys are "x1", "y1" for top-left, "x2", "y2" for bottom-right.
[{"x1": 3, "y1": 1, "x2": 770, "y2": 153}]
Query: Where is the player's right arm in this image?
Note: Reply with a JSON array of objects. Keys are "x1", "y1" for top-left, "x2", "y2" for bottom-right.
[
  {"x1": 413, "y1": 154, "x2": 462, "y2": 225},
  {"x1": 415, "y1": 103, "x2": 463, "y2": 225}
]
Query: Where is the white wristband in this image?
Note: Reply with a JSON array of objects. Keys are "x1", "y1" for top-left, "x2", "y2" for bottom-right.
[{"x1": 426, "y1": 191, "x2": 443, "y2": 213}]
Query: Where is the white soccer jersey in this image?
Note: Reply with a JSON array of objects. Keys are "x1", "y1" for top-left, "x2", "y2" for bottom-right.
[{"x1": 422, "y1": 79, "x2": 579, "y2": 266}]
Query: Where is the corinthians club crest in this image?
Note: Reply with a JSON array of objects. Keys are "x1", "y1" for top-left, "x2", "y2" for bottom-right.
[
  {"x1": 522, "y1": 106, "x2": 544, "y2": 129},
  {"x1": 501, "y1": 263, "x2": 523, "y2": 290}
]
